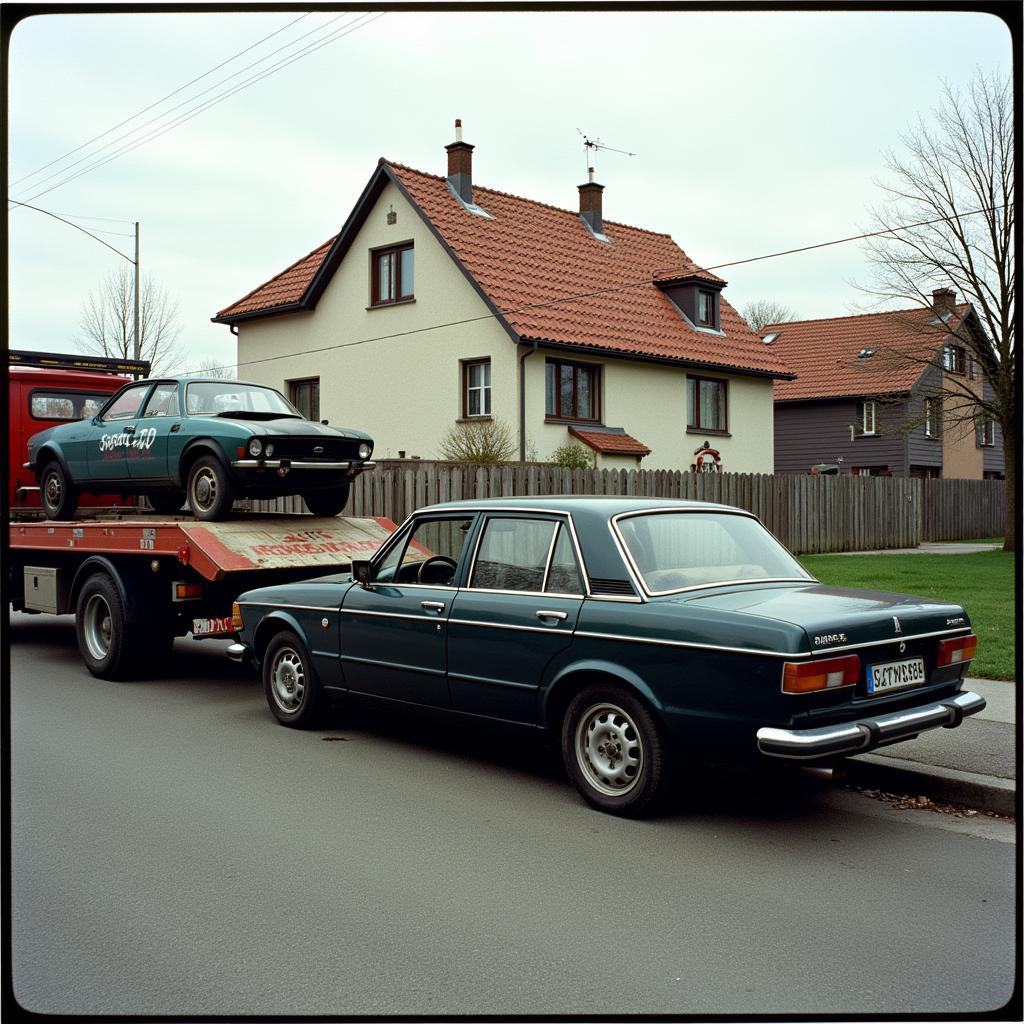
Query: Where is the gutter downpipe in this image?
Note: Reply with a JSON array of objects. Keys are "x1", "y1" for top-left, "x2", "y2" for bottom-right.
[{"x1": 519, "y1": 340, "x2": 538, "y2": 462}]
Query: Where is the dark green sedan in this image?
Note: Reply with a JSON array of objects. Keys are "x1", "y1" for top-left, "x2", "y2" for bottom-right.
[
  {"x1": 228, "y1": 497, "x2": 984, "y2": 817},
  {"x1": 25, "y1": 377, "x2": 374, "y2": 521}
]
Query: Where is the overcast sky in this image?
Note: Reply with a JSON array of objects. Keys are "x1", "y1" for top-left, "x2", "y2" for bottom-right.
[{"x1": 7, "y1": 7, "x2": 1012, "y2": 375}]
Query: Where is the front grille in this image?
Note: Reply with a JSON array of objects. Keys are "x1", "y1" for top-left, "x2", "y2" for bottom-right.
[{"x1": 267, "y1": 437, "x2": 363, "y2": 461}]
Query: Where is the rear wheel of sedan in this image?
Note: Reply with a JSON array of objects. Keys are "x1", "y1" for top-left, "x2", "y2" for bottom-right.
[
  {"x1": 561, "y1": 684, "x2": 670, "y2": 817},
  {"x1": 187, "y1": 455, "x2": 234, "y2": 521},
  {"x1": 147, "y1": 491, "x2": 186, "y2": 515},
  {"x1": 302, "y1": 485, "x2": 351, "y2": 517},
  {"x1": 263, "y1": 630, "x2": 326, "y2": 728},
  {"x1": 40, "y1": 460, "x2": 79, "y2": 520}
]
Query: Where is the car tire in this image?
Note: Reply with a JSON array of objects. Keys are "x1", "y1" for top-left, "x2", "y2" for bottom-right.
[
  {"x1": 187, "y1": 455, "x2": 234, "y2": 521},
  {"x1": 561, "y1": 684, "x2": 670, "y2": 817},
  {"x1": 262, "y1": 629, "x2": 326, "y2": 728},
  {"x1": 147, "y1": 491, "x2": 186, "y2": 515},
  {"x1": 40, "y1": 460, "x2": 79, "y2": 520},
  {"x1": 302, "y1": 485, "x2": 351, "y2": 518},
  {"x1": 75, "y1": 573, "x2": 145, "y2": 680}
]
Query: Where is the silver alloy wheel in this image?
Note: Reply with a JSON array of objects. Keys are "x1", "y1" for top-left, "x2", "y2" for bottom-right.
[
  {"x1": 575, "y1": 701, "x2": 644, "y2": 797},
  {"x1": 269, "y1": 646, "x2": 306, "y2": 713},
  {"x1": 190, "y1": 466, "x2": 218, "y2": 512},
  {"x1": 43, "y1": 468, "x2": 62, "y2": 509},
  {"x1": 82, "y1": 592, "x2": 113, "y2": 662}
]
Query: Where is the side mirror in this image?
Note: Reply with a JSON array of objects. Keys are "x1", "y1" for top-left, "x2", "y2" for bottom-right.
[
  {"x1": 321, "y1": 419, "x2": 330, "y2": 425},
  {"x1": 351, "y1": 559, "x2": 373, "y2": 588}
]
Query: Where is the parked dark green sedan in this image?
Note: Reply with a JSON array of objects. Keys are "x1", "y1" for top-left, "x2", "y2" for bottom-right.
[
  {"x1": 25, "y1": 377, "x2": 374, "y2": 521},
  {"x1": 228, "y1": 497, "x2": 984, "y2": 816}
]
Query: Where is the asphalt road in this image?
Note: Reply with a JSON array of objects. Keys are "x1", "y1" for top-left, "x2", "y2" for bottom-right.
[{"x1": 9, "y1": 613, "x2": 1018, "y2": 1017}]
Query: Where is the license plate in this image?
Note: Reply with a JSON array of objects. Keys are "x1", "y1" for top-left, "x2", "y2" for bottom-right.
[
  {"x1": 192, "y1": 616, "x2": 234, "y2": 638},
  {"x1": 866, "y1": 657, "x2": 926, "y2": 694}
]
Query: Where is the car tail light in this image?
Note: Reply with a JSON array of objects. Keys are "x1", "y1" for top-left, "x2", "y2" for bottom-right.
[
  {"x1": 937, "y1": 634, "x2": 977, "y2": 667},
  {"x1": 172, "y1": 581, "x2": 203, "y2": 601},
  {"x1": 231, "y1": 602, "x2": 244, "y2": 630},
  {"x1": 782, "y1": 654, "x2": 861, "y2": 694}
]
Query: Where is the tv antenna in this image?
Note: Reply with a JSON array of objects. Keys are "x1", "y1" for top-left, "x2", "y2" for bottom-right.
[{"x1": 577, "y1": 129, "x2": 636, "y2": 178}]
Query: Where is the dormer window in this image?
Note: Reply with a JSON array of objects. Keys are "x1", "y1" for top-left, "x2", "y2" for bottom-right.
[
  {"x1": 655, "y1": 274, "x2": 724, "y2": 333},
  {"x1": 942, "y1": 344, "x2": 965, "y2": 374},
  {"x1": 371, "y1": 243, "x2": 414, "y2": 306},
  {"x1": 697, "y1": 290, "x2": 716, "y2": 326}
]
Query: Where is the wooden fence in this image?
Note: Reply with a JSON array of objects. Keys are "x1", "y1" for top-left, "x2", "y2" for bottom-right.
[{"x1": 249, "y1": 461, "x2": 1001, "y2": 554}]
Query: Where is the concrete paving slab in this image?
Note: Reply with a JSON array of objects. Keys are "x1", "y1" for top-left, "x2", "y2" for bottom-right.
[
  {"x1": 832, "y1": 542, "x2": 1002, "y2": 556},
  {"x1": 965, "y1": 677, "x2": 1016, "y2": 724}
]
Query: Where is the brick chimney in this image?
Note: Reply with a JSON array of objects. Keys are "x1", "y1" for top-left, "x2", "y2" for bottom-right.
[
  {"x1": 445, "y1": 119, "x2": 474, "y2": 204},
  {"x1": 578, "y1": 167, "x2": 604, "y2": 235},
  {"x1": 932, "y1": 287, "x2": 956, "y2": 316}
]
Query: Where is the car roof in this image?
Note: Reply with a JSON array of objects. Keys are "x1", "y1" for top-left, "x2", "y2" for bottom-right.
[{"x1": 420, "y1": 495, "x2": 747, "y2": 517}]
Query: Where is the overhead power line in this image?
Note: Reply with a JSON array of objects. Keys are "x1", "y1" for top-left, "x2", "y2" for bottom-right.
[
  {"x1": 8, "y1": 200, "x2": 134, "y2": 262},
  {"x1": 10, "y1": 12, "x2": 385, "y2": 206},
  {"x1": 210, "y1": 203, "x2": 1004, "y2": 377}
]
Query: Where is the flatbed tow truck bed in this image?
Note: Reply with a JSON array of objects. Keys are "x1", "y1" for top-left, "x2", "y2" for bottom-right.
[{"x1": 8, "y1": 511, "x2": 399, "y2": 679}]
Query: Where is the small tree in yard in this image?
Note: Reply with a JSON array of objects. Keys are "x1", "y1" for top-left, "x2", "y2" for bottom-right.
[
  {"x1": 860, "y1": 71, "x2": 1015, "y2": 551},
  {"x1": 551, "y1": 442, "x2": 596, "y2": 470},
  {"x1": 438, "y1": 419, "x2": 517, "y2": 463},
  {"x1": 77, "y1": 266, "x2": 184, "y2": 376},
  {"x1": 741, "y1": 299, "x2": 799, "y2": 333}
]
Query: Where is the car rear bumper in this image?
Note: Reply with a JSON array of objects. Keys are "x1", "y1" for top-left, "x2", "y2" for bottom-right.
[
  {"x1": 226, "y1": 642, "x2": 249, "y2": 663},
  {"x1": 756, "y1": 690, "x2": 986, "y2": 760}
]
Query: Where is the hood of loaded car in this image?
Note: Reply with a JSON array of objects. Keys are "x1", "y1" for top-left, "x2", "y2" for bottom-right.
[
  {"x1": 673, "y1": 582, "x2": 970, "y2": 652},
  {"x1": 200, "y1": 416, "x2": 372, "y2": 440}
]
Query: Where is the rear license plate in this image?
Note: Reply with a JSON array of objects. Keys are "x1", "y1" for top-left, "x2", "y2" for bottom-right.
[
  {"x1": 866, "y1": 657, "x2": 926, "y2": 694},
  {"x1": 192, "y1": 616, "x2": 234, "y2": 638}
]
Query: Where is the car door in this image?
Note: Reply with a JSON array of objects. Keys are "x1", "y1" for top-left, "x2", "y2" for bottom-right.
[
  {"x1": 447, "y1": 514, "x2": 586, "y2": 723},
  {"x1": 339, "y1": 513, "x2": 477, "y2": 708},
  {"x1": 87, "y1": 382, "x2": 154, "y2": 484},
  {"x1": 128, "y1": 381, "x2": 181, "y2": 481}
]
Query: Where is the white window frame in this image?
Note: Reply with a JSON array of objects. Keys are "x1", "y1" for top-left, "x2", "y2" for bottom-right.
[
  {"x1": 463, "y1": 359, "x2": 492, "y2": 418},
  {"x1": 924, "y1": 397, "x2": 940, "y2": 438},
  {"x1": 860, "y1": 400, "x2": 876, "y2": 436},
  {"x1": 976, "y1": 417, "x2": 996, "y2": 448}
]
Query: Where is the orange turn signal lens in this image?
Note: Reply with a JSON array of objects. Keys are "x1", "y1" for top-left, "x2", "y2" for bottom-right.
[
  {"x1": 937, "y1": 634, "x2": 977, "y2": 667},
  {"x1": 783, "y1": 654, "x2": 861, "y2": 694},
  {"x1": 231, "y1": 602, "x2": 244, "y2": 630},
  {"x1": 173, "y1": 581, "x2": 203, "y2": 601}
]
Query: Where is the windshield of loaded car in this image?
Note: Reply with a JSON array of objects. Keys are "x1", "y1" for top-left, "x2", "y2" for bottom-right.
[
  {"x1": 184, "y1": 382, "x2": 301, "y2": 418},
  {"x1": 615, "y1": 511, "x2": 812, "y2": 593}
]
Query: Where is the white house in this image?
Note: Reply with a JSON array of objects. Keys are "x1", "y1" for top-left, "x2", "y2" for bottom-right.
[{"x1": 214, "y1": 124, "x2": 791, "y2": 471}]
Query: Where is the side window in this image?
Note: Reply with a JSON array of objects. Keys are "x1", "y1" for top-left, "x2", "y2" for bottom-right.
[
  {"x1": 29, "y1": 390, "x2": 111, "y2": 422},
  {"x1": 101, "y1": 384, "x2": 151, "y2": 421},
  {"x1": 471, "y1": 518, "x2": 558, "y2": 593},
  {"x1": 545, "y1": 525, "x2": 584, "y2": 595},
  {"x1": 141, "y1": 383, "x2": 180, "y2": 418},
  {"x1": 374, "y1": 516, "x2": 474, "y2": 586}
]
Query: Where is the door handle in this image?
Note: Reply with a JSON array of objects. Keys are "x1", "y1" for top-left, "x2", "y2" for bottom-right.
[
  {"x1": 122, "y1": 425, "x2": 136, "y2": 434},
  {"x1": 421, "y1": 600, "x2": 446, "y2": 613},
  {"x1": 536, "y1": 610, "x2": 568, "y2": 623}
]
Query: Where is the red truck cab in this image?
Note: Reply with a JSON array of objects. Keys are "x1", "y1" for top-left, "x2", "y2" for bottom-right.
[{"x1": 9, "y1": 350, "x2": 150, "y2": 511}]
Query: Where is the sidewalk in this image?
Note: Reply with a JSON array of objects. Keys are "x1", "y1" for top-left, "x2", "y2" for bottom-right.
[
  {"x1": 834, "y1": 541, "x2": 1003, "y2": 556},
  {"x1": 837, "y1": 677, "x2": 1017, "y2": 815}
]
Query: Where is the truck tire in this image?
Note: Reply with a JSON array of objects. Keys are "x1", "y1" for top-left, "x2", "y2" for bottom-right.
[
  {"x1": 187, "y1": 455, "x2": 234, "y2": 521},
  {"x1": 302, "y1": 485, "x2": 351, "y2": 518},
  {"x1": 40, "y1": 460, "x2": 79, "y2": 521},
  {"x1": 75, "y1": 573, "x2": 146, "y2": 680}
]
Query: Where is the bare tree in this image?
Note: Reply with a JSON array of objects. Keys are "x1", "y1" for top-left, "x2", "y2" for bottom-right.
[
  {"x1": 77, "y1": 266, "x2": 184, "y2": 376},
  {"x1": 741, "y1": 299, "x2": 799, "y2": 333},
  {"x1": 860, "y1": 70, "x2": 1015, "y2": 551},
  {"x1": 437, "y1": 419, "x2": 517, "y2": 463},
  {"x1": 183, "y1": 357, "x2": 237, "y2": 379}
]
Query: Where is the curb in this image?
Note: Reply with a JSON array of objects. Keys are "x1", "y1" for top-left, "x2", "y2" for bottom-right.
[{"x1": 834, "y1": 753, "x2": 1016, "y2": 817}]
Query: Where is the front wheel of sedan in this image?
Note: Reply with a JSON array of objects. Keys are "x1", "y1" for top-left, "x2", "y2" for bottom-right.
[
  {"x1": 262, "y1": 630, "x2": 326, "y2": 728},
  {"x1": 187, "y1": 455, "x2": 234, "y2": 521},
  {"x1": 561, "y1": 685, "x2": 670, "y2": 817},
  {"x1": 302, "y1": 484, "x2": 351, "y2": 517},
  {"x1": 40, "y1": 460, "x2": 79, "y2": 520}
]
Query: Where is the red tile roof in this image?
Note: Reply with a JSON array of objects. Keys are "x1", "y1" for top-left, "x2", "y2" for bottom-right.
[
  {"x1": 216, "y1": 160, "x2": 791, "y2": 377},
  {"x1": 569, "y1": 426, "x2": 651, "y2": 457},
  {"x1": 767, "y1": 306, "x2": 967, "y2": 401}
]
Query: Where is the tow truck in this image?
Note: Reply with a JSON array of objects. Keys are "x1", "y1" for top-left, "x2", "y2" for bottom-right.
[{"x1": 7, "y1": 352, "x2": 396, "y2": 679}]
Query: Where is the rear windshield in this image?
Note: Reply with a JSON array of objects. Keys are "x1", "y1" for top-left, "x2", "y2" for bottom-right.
[{"x1": 615, "y1": 512, "x2": 811, "y2": 593}]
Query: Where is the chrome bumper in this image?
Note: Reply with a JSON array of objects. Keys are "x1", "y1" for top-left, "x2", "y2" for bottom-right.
[
  {"x1": 756, "y1": 690, "x2": 986, "y2": 760},
  {"x1": 231, "y1": 459, "x2": 376, "y2": 471},
  {"x1": 226, "y1": 642, "x2": 249, "y2": 663}
]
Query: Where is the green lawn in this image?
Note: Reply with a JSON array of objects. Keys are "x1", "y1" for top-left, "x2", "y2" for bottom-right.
[{"x1": 799, "y1": 550, "x2": 1016, "y2": 680}]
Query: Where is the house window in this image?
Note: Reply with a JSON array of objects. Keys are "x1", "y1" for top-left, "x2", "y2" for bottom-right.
[
  {"x1": 697, "y1": 290, "x2": 716, "y2": 327},
  {"x1": 289, "y1": 378, "x2": 320, "y2": 421},
  {"x1": 943, "y1": 345, "x2": 966, "y2": 374},
  {"x1": 967, "y1": 353, "x2": 980, "y2": 380},
  {"x1": 859, "y1": 400, "x2": 877, "y2": 436},
  {"x1": 924, "y1": 397, "x2": 940, "y2": 438},
  {"x1": 545, "y1": 360, "x2": 600, "y2": 422},
  {"x1": 976, "y1": 416, "x2": 996, "y2": 447},
  {"x1": 371, "y1": 243, "x2": 414, "y2": 306},
  {"x1": 852, "y1": 466, "x2": 891, "y2": 476},
  {"x1": 463, "y1": 359, "x2": 491, "y2": 417},
  {"x1": 687, "y1": 375, "x2": 727, "y2": 432}
]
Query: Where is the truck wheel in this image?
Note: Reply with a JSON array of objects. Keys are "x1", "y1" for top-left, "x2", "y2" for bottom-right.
[
  {"x1": 147, "y1": 491, "x2": 185, "y2": 515},
  {"x1": 75, "y1": 574, "x2": 144, "y2": 680},
  {"x1": 263, "y1": 629, "x2": 326, "y2": 728},
  {"x1": 561, "y1": 684, "x2": 670, "y2": 817},
  {"x1": 302, "y1": 485, "x2": 351, "y2": 517},
  {"x1": 187, "y1": 456, "x2": 234, "y2": 521},
  {"x1": 40, "y1": 461, "x2": 79, "y2": 520}
]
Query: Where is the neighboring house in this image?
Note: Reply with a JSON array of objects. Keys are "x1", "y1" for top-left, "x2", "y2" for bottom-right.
[
  {"x1": 767, "y1": 291, "x2": 1005, "y2": 479},
  {"x1": 213, "y1": 124, "x2": 791, "y2": 472}
]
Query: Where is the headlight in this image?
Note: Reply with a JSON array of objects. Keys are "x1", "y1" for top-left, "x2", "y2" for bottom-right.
[
  {"x1": 248, "y1": 438, "x2": 263, "y2": 457},
  {"x1": 265, "y1": 443, "x2": 274, "y2": 457},
  {"x1": 358, "y1": 443, "x2": 372, "y2": 460}
]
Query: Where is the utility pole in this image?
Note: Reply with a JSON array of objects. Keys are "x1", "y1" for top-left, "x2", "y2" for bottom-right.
[{"x1": 133, "y1": 221, "x2": 141, "y2": 361}]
